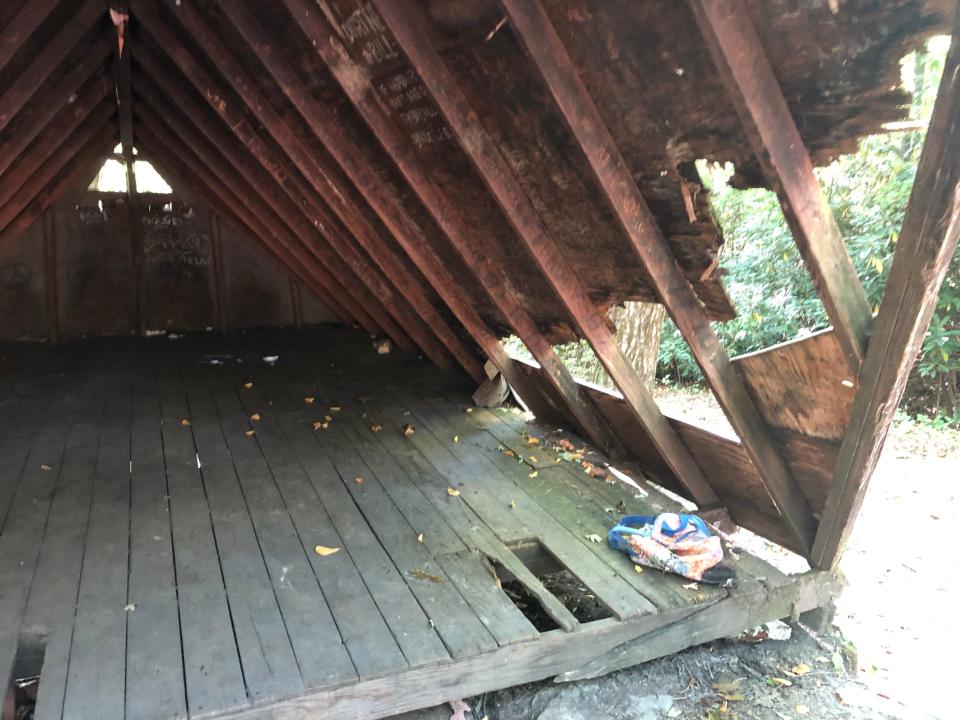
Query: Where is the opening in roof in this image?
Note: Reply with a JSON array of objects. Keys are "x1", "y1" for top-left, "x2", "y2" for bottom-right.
[{"x1": 88, "y1": 144, "x2": 172, "y2": 194}]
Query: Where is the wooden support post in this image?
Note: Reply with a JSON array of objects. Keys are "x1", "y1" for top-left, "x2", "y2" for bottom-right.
[
  {"x1": 812, "y1": 13, "x2": 960, "y2": 569},
  {"x1": 281, "y1": 0, "x2": 625, "y2": 454},
  {"x1": 0, "y1": 0, "x2": 104, "y2": 135},
  {"x1": 145, "y1": 3, "x2": 483, "y2": 381},
  {"x1": 501, "y1": 0, "x2": 817, "y2": 551},
  {"x1": 0, "y1": 0, "x2": 60, "y2": 73},
  {"x1": 0, "y1": 35, "x2": 112, "y2": 179},
  {"x1": 0, "y1": 103, "x2": 115, "y2": 235},
  {"x1": 135, "y1": 115, "x2": 366, "y2": 333},
  {"x1": 688, "y1": 0, "x2": 873, "y2": 373},
  {"x1": 0, "y1": 128, "x2": 116, "y2": 250}
]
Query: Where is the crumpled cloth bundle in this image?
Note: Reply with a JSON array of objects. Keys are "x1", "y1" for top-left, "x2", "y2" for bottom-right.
[{"x1": 608, "y1": 513, "x2": 727, "y2": 583}]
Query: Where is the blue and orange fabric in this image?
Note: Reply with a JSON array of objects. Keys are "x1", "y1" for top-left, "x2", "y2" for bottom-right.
[{"x1": 608, "y1": 513, "x2": 724, "y2": 582}]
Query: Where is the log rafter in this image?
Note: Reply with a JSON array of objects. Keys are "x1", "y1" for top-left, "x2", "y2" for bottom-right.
[
  {"x1": 499, "y1": 0, "x2": 817, "y2": 552},
  {"x1": 688, "y1": 0, "x2": 873, "y2": 374}
]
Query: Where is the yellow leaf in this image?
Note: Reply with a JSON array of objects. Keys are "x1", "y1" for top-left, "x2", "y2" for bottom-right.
[
  {"x1": 370, "y1": 424, "x2": 382, "y2": 433},
  {"x1": 465, "y1": 407, "x2": 473, "y2": 413},
  {"x1": 713, "y1": 678, "x2": 741, "y2": 695},
  {"x1": 324, "y1": 415, "x2": 333, "y2": 422},
  {"x1": 416, "y1": 532, "x2": 424, "y2": 542},
  {"x1": 510, "y1": 499, "x2": 517, "y2": 510},
  {"x1": 40, "y1": 464, "x2": 52, "y2": 471},
  {"x1": 528, "y1": 470, "x2": 538, "y2": 478},
  {"x1": 770, "y1": 677, "x2": 793, "y2": 687},
  {"x1": 245, "y1": 429, "x2": 256, "y2": 437},
  {"x1": 250, "y1": 413, "x2": 261, "y2": 422},
  {"x1": 796, "y1": 704, "x2": 809, "y2": 715},
  {"x1": 447, "y1": 487, "x2": 461, "y2": 497},
  {"x1": 791, "y1": 663, "x2": 811, "y2": 676},
  {"x1": 634, "y1": 564, "x2": 644, "y2": 573},
  {"x1": 525, "y1": 436, "x2": 540, "y2": 446},
  {"x1": 304, "y1": 396, "x2": 315, "y2": 404},
  {"x1": 330, "y1": 405, "x2": 341, "y2": 412},
  {"x1": 453, "y1": 435, "x2": 459, "y2": 443},
  {"x1": 314, "y1": 545, "x2": 340, "y2": 556},
  {"x1": 528, "y1": 456, "x2": 538, "y2": 463},
  {"x1": 243, "y1": 382, "x2": 253, "y2": 390},
  {"x1": 180, "y1": 418, "x2": 191, "y2": 427}
]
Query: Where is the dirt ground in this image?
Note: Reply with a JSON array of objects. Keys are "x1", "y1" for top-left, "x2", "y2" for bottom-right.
[{"x1": 393, "y1": 389, "x2": 960, "y2": 720}]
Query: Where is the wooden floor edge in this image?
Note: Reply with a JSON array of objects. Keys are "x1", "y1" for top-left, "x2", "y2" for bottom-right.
[{"x1": 211, "y1": 570, "x2": 840, "y2": 720}]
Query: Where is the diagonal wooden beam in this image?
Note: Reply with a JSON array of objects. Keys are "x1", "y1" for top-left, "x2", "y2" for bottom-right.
[
  {"x1": 150, "y1": 1, "x2": 472, "y2": 380},
  {"x1": 500, "y1": 0, "x2": 816, "y2": 551},
  {"x1": 0, "y1": 101, "x2": 115, "y2": 235},
  {"x1": 0, "y1": 0, "x2": 60, "y2": 73},
  {"x1": 134, "y1": 102, "x2": 386, "y2": 340},
  {"x1": 812, "y1": 12, "x2": 960, "y2": 569},
  {"x1": 0, "y1": 33, "x2": 112, "y2": 180},
  {"x1": 0, "y1": 0, "x2": 104, "y2": 135},
  {"x1": 137, "y1": 136, "x2": 353, "y2": 327},
  {"x1": 371, "y1": 1, "x2": 724, "y2": 501},
  {"x1": 135, "y1": 120, "x2": 356, "y2": 327},
  {"x1": 212, "y1": 0, "x2": 485, "y2": 383},
  {"x1": 0, "y1": 124, "x2": 116, "y2": 249},
  {"x1": 688, "y1": 0, "x2": 873, "y2": 373},
  {"x1": 0, "y1": 78, "x2": 111, "y2": 210},
  {"x1": 279, "y1": 0, "x2": 624, "y2": 455}
]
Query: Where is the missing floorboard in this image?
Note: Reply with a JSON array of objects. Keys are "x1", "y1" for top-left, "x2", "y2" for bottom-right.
[
  {"x1": 2, "y1": 635, "x2": 45, "y2": 720},
  {"x1": 494, "y1": 541, "x2": 612, "y2": 630}
]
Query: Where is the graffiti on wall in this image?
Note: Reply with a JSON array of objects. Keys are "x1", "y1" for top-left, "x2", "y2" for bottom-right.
[{"x1": 141, "y1": 212, "x2": 211, "y2": 267}]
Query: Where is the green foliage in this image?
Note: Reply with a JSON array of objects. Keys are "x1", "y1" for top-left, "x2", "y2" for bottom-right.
[{"x1": 656, "y1": 38, "x2": 960, "y2": 424}]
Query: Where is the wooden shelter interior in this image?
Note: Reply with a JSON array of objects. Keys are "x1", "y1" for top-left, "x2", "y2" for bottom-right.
[{"x1": 0, "y1": 1, "x2": 958, "y2": 719}]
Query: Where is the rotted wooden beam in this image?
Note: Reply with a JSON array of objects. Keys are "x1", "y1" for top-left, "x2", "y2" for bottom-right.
[
  {"x1": 210, "y1": 0, "x2": 485, "y2": 383},
  {"x1": 0, "y1": 124, "x2": 116, "y2": 249},
  {"x1": 0, "y1": 79, "x2": 112, "y2": 210},
  {"x1": 0, "y1": 0, "x2": 61, "y2": 73},
  {"x1": 137, "y1": 136, "x2": 354, "y2": 327},
  {"x1": 812, "y1": 11, "x2": 960, "y2": 569},
  {"x1": 0, "y1": 102, "x2": 116, "y2": 235},
  {"x1": 500, "y1": 0, "x2": 817, "y2": 553},
  {"x1": 280, "y1": 0, "x2": 623, "y2": 453},
  {"x1": 0, "y1": 0, "x2": 104, "y2": 135},
  {"x1": 135, "y1": 119, "x2": 356, "y2": 327},
  {"x1": 373, "y1": 1, "x2": 725, "y2": 503},
  {"x1": 135, "y1": 102, "x2": 379, "y2": 337},
  {"x1": 0, "y1": 34, "x2": 112, "y2": 179},
  {"x1": 688, "y1": 0, "x2": 873, "y2": 374}
]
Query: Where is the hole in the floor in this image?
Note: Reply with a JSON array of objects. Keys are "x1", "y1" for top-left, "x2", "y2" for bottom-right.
[
  {"x1": 493, "y1": 541, "x2": 612, "y2": 631},
  {"x1": 3, "y1": 634, "x2": 45, "y2": 720}
]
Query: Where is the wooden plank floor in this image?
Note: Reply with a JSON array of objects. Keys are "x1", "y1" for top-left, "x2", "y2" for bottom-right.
[{"x1": 0, "y1": 328, "x2": 838, "y2": 720}]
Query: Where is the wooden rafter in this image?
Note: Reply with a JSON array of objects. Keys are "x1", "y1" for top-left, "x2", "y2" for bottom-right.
[
  {"x1": 153, "y1": 0, "x2": 475, "y2": 380},
  {"x1": 212, "y1": 0, "x2": 486, "y2": 384},
  {"x1": 135, "y1": 102, "x2": 385, "y2": 340},
  {"x1": 812, "y1": 11, "x2": 960, "y2": 569},
  {"x1": 0, "y1": 0, "x2": 60, "y2": 73},
  {"x1": 135, "y1": 121, "x2": 356, "y2": 327},
  {"x1": 0, "y1": 0, "x2": 103, "y2": 135},
  {"x1": 281, "y1": 0, "x2": 626, "y2": 454},
  {"x1": 0, "y1": 35, "x2": 112, "y2": 179},
  {"x1": 0, "y1": 123, "x2": 116, "y2": 249},
  {"x1": 0, "y1": 79, "x2": 111, "y2": 211},
  {"x1": 688, "y1": 0, "x2": 873, "y2": 373},
  {"x1": 500, "y1": 0, "x2": 817, "y2": 551},
  {"x1": 371, "y1": 1, "x2": 725, "y2": 502},
  {"x1": 0, "y1": 102, "x2": 116, "y2": 235},
  {"x1": 137, "y1": 136, "x2": 354, "y2": 327}
]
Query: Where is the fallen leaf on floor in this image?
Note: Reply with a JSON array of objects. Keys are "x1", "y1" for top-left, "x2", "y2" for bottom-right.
[
  {"x1": 453, "y1": 435, "x2": 459, "y2": 443},
  {"x1": 768, "y1": 677, "x2": 793, "y2": 687},
  {"x1": 501, "y1": 448, "x2": 515, "y2": 458},
  {"x1": 528, "y1": 455, "x2": 538, "y2": 463},
  {"x1": 245, "y1": 430, "x2": 256, "y2": 437},
  {"x1": 528, "y1": 470, "x2": 538, "y2": 478},
  {"x1": 525, "y1": 436, "x2": 540, "y2": 446},
  {"x1": 510, "y1": 499, "x2": 517, "y2": 510},
  {"x1": 243, "y1": 382, "x2": 253, "y2": 390},
  {"x1": 410, "y1": 568, "x2": 444, "y2": 583},
  {"x1": 682, "y1": 581, "x2": 700, "y2": 590},
  {"x1": 304, "y1": 396, "x2": 315, "y2": 404},
  {"x1": 634, "y1": 564, "x2": 644, "y2": 573},
  {"x1": 314, "y1": 545, "x2": 340, "y2": 556},
  {"x1": 354, "y1": 476, "x2": 364, "y2": 484},
  {"x1": 403, "y1": 423, "x2": 415, "y2": 436},
  {"x1": 250, "y1": 413, "x2": 261, "y2": 422},
  {"x1": 815, "y1": 656, "x2": 829, "y2": 664},
  {"x1": 712, "y1": 678, "x2": 741, "y2": 695},
  {"x1": 790, "y1": 663, "x2": 811, "y2": 676},
  {"x1": 40, "y1": 464, "x2": 52, "y2": 471},
  {"x1": 796, "y1": 704, "x2": 809, "y2": 715},
  {"x1": 324, "y1": 415, "x2": 333, "y2": 422},
  {"x1": 330, "y1": 405, "x2": 341, "y2": 412},
  {"x1": 417, "y1": 532, "x2": 424, "y2": 542},
  {"x1": 584, "y1": 533, "x2": 602, "y2": 543},
  {"x1": 124, "y1": 603, "x2": 136, "y2": 612},
  {"x1": 313, "y1": 421, "x2": 323, "y2": 430},
  {"x1": 180, "y1": 418, "x2": 191, "y2": 427},
  {"x1": 465, "y1": 407, "x2": 473, "y2": 413},
  {"x1": 370, "y1": 424, "x2": 383, "y2": 433},
  {"x1": 447, "y1": 487, "x2": 461, "y2": 497}
]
